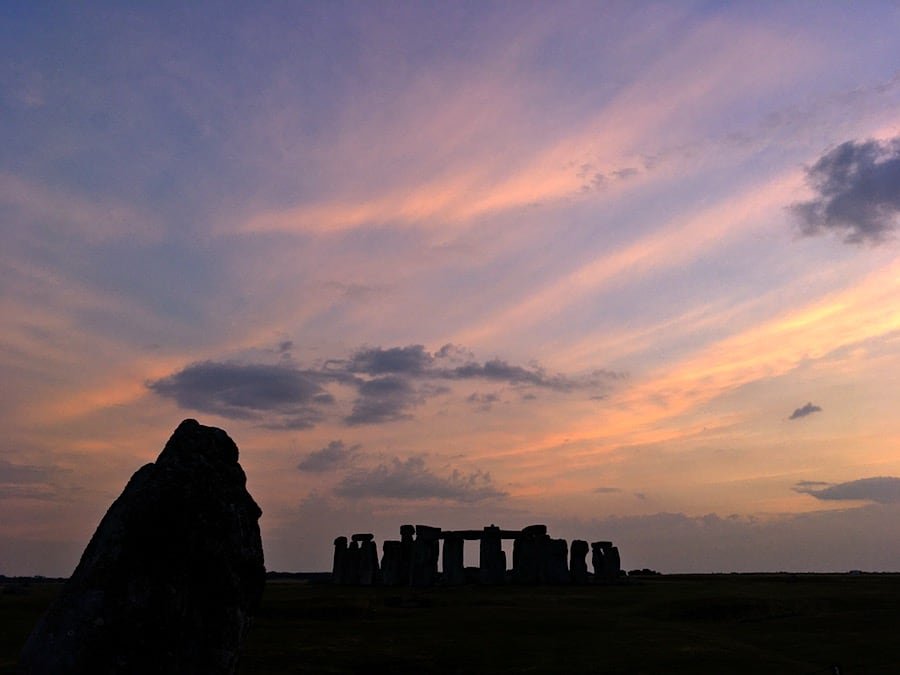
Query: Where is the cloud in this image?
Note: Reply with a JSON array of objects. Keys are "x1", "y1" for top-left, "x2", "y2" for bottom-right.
[
  {"x1": 793, "y1": 480, "x2": 830, "y2": 490},
  {"x1": 345, "y1": 376, "x2": 419, "y2": 426},
  {"x1": 0, "y1": 460, "x2": 66, "y2": 500},
  {"x1": 793, "y1": 477, "x2": 900, "y2": 504},
  {"x1": 467, "y1": 392, "x2": 500, "y2": 411},
  {"x1": 443, "y1": 359, "x2": 602, "y2": 391},
  {"x1": 592, "y1": 486, "x2": 621, "y2": 494},
  {"x1": 297, "y1": 440, "x2": 360, "y2": 472},
  {"x1": 791, "y1": 136, "x2": 900, "y2": 244},
  {"x1": 334, "y1": 456, "x2": 507, "y2": 503},
  {"x1": 345, "y1": 345, "x2": 434, "y2": 375},
  {"x1": 788, "y1": 402, "x2": 822, "y2": 420},
  {"x1": 151, "y1": 344, "x2": 615, "y2": 428},
  {"x1": 147, "y1": 361, "x2": 335, "y2": 429}
]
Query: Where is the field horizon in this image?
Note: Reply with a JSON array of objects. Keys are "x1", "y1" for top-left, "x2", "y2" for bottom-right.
[{"x1": 5, "y1": 572, "x2": 900, "y2": 673}]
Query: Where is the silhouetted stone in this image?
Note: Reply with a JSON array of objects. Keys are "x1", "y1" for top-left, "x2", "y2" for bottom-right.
[
  {"x1": 345, "y1": 541, "x2": 361, "y2": 584},
  {"x1": 20, "y1": 419, "x2": 265, "y2": 675},
  {"x1": 351, "y1": 533, "x2": 374, "y2": 542},
  {"x1": 570, "y1": 540, "x2": 589, "y2": 584},
  {"x1": 399, "y1": 524, "x2": 415, "y2": 586},
  {"x1": 607, "y1": 545, "x2": 621, "y2": 578},
  {"x1": 591, "y1": 541, "x2": 620, "y2": 582},
  {"x1": 358, "y1": 540, "x2": 379, "y2": 585},
  {"x1": 380, "y1": 541, "x2": 403, "y2": 586},
  {"x1": 442, "y1": 535, "x2": 465, "y2": 585},
  {"x1": 513, "y1": 533, "x2": 538, "y2": 584},
  {"x1": 546, "y1": 538, "x2": 569, "y2": 584},
  {"x1": 410, "y1": 525, "x2": 441, "y2": 587},
  {"x1": 522, "y1": 524, "x2": 547, "y2": 537},
  {"x1": 332, "y1": 537, "x2": 348, "y2": 584},
  {"x1": 479, "y1": 525, "x2": 505, "y2": 584}
]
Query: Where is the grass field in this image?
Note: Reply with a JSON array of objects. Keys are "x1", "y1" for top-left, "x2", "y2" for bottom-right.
[{"x1": 4, "y1": 574, "x2": 900, "y2": 673}]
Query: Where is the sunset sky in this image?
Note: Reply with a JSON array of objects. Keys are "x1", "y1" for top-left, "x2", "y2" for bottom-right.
[{"x1": 3, "y1": 2, "x2": 900, "y2": 576}]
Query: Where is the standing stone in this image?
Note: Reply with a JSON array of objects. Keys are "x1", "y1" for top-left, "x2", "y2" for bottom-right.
[
  {"x1": 399, "y1": 524, "x2": 415, "y2": 586},
  {"x1": 513, "y1": 528, "x2": 541, "y2": 584},
  {"x1": 479, "y1": 525, "x2": 505, "y2": 584},
  {"x1": 592, "y1": 541, "x2": 620, "y2": 582},
  {"x1": 570, "y1": 540, "x2": 589, "y2": 584},
  {"x1": 442, "y1": 535, "x2": 465, "y2": 586},
  {"x1": 333, "y1": 537, "x2": 348, "y2": 584},
  {"x1": 358, "y1": 540, "x2": 379, "y2": 586},
  {"x1": 380, "y1": 541, "x2": 403, "y2": 586},
  {"x1": 607, "y1": 545, "x2": 621, "y2": 579},
  {"x1": 410, "y1": 525, "x2": 441, "y2": 587},
  {"x1": 20, "y1": 419, "x2": 265, "y2": 675},
  {"x1": 345, "y1": 541, "x2": 361, "y2": 585},
  {"x1": 546, "y1": 538, "x2": 570, "y2": 584}
]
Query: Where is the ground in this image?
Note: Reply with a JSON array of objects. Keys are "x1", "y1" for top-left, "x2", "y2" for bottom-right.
[{"x1": 4, "y1": 574, "x2": 900, "y2": 673}]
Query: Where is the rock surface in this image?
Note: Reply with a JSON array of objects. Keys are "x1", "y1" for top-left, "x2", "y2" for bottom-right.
[{"x1": 20, "y1": 419, "x2": 265, "y2": 674}]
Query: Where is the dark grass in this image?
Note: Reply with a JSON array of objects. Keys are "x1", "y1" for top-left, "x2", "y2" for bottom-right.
[{"x1": 4, "y1": 574, "x2": 900, "y2": 673}]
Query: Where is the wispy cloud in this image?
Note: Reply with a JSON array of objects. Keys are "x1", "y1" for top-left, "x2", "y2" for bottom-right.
[
  {"x1": 334, "y1": 455, "x2": 507, "y2": 503},
  {"x1": 793, "y1": 477, "x2": 900, "y2": 504}
]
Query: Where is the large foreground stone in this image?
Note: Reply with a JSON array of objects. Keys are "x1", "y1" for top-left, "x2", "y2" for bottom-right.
[{"x1": 20, "y1": 419, "x2": 265, "y2": 674}]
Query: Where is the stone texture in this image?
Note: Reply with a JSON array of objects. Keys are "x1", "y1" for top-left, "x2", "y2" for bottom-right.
[{"x1": 20, "y1": 419, "x2": 265, "y2": 675}]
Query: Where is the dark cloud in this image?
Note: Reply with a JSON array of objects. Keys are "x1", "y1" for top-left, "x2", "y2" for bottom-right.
[
  {"x1": 593, "y1": 486, "x2": 621, "y2": 494},
  {"x1": 151, "y1": 344, "x2": 620, "y2": 429},
  {"x1": 345, "y1": 345, "x2": 433, "y2": 375},
  {"x1": 789, "y1": 402, "x2": 822, "y2": 420},
  {"x1": 335, "y1": 456, "x2": 507, "y2": 503},
  {"x1": 791, "y1": 136, "x2": 900, "y2": 244},
  {"x1": 446, "y1": 359, "x2": 584, "y2": 391},
  {"x1": 147, "y1": 361, "x2": 334, "y2": 428},
  {"x1": 793, "y1": 477, "x2": 900, "y2": 504},
  {"x1": 297, "y1": 440, "x2": 360, "y2": 472},
  {"x1": 345, "y1": 376, "x2": 419, "y2": 426}
]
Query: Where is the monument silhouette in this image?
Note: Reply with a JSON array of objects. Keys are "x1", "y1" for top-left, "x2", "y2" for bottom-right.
[{"x1": 333, "y1": 524, "x2": 621, "y2": 587}]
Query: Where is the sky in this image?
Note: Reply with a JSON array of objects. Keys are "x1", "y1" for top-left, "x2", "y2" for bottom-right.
[{"x1": 2, "y1": 2, "x2": 900, "y2": 576}]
